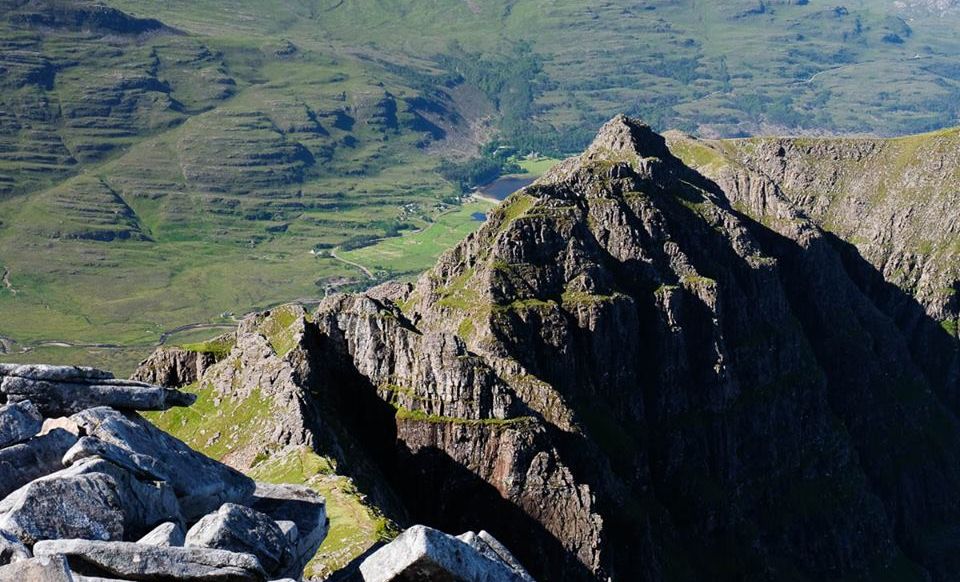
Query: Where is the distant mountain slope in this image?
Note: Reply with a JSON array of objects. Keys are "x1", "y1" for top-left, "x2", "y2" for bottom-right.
[{"x1": 112, "y1": 0, "x2": 960, "y2": 141}]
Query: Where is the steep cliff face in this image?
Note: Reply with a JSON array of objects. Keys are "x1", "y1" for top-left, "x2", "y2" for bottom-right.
[
  {"x1": 668, "y1": 130, "x2": 960, "y2": 428},
  {"x1": 140, "y1": 116, "x2": 960, "y2": 581}
]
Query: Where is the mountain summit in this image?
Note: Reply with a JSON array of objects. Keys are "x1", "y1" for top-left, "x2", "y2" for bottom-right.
[{"x1": 135, "y1": 116, "x2": 960, "y2": 581}]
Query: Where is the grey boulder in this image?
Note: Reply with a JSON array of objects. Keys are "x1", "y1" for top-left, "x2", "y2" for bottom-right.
[
  {"x1": 63, "y1": 436, "x2": 170, "y2": 482},
  {"x1": 72, "y1": 407, "x2": 254, "y2": 519},
  {"x1": 0, "y1": 527, "x2": 30, "y2": 565},
  {"x1": 59, "y1": 457, "x2": 181, "y2": 540},
  {"x1": 1, "y1": 374, "x2": 195, "y2": 418},
  {"x1": 250, "y1": 482, "x2": 328, "y2": 577},
  {"x1": 0, "y1": 428, "x2": 77, "y2": 499},
  {"x1": 34, "y1": 538, "x2": 266, "y2": 581},
  {"x1": 0, "y1": 400, "x2": 42, "y2": 449},
  {"x1": 138, "y1": 521, "x2": 186, "y2": 547},
  {"x1": 0, "y1": 471, "x2": 125, "y2": 545},
  {"x1": 359, "y1": 525, "x2": 532, "y2": 582},
  {"x1": 0, "y1": 363, "x2": 113, "y2": 383},
  {"x1": 186, "y1": 503, "x2": 287, "y2": 576},
  {"x1": 0, "y1": 554, "x2": 74, "y2": 581}
]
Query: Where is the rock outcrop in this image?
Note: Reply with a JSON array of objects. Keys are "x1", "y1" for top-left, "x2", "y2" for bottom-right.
[
  {"x1": 131, "y1": 346, "x2": 222, "y2": 389},
  {"x1": 0, "y1": 400, "x2": 42, "y2": 448},
  {"x1": 0, "y1": 364, "x2": 330, "y2": 581},
  {"x1": 0, "y1": 364, "x2": 196, "y2": 417}
]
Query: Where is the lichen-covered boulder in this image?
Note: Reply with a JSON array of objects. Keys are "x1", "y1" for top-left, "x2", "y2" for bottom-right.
[
  {"x1": 186, "y1": 503, "x2": 287, "y2": 576},
  {"x1": 0, "y1": 471, "x2": 125, "y2": 545},
  {"x1": 0, "y1": 554, "x2": 73, "y2": 581},
  {"x1": 34, "y1": 538, "x2": 267, "y2": 581},
  {"x1": 0, "y1": 400, "x2": 42, "y2": 449},
  {"x1": 0, "y1": 428, "x2": 77, "y2": 499},
  {"x1": 59, "y1": 457, "x2": 181, "y2": 540},
  {"x1": 72, "y1": 407, "x2": 254, "y2": 519}
]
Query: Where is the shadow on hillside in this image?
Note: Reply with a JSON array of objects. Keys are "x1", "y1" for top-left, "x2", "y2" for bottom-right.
[
  {"x1": 485, "y1": 154, "x2": 960, "y2": 579},
  {"x1": 677, "y1": 163, "x2": 960, "y2": 578}
]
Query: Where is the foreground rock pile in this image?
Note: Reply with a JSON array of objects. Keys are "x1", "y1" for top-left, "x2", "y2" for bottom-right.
[{"x1": 0, "y1": 363, "x2": 328, "y2": 581}]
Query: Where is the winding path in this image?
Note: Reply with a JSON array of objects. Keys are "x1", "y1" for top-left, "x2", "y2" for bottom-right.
[
  {"x1": 329, "y1": 248, "x2": 375, "y2": 280},
  {"x1": 1, "y1": 267, "x2": 16, "y2": 295}
]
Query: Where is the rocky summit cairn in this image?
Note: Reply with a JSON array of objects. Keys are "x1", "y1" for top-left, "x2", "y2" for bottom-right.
[{"x1": 0, "y1": 363, "x2": 329, "y2": 581}]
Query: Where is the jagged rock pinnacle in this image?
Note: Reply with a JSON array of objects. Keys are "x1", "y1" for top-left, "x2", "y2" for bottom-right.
[
  {"x1": 537, "y1": 114, "x2": 677, "y2": 192},
  {"x1": 585, "y1": 114, "x2": 672, "y2": 160}
]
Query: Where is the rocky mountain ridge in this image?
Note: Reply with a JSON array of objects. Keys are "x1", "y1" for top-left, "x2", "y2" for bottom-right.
[{"x1": 132, "y1": 116, "x2": 960, "y2": 581}]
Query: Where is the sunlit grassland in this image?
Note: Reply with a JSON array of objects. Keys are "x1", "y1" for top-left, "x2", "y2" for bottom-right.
[{"x1": 339, "y1": 199, "x2": 496, "y2": 278}]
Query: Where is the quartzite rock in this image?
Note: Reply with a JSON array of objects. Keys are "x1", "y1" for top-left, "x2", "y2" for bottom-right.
[
  {"x1": 138, "y1": 521, "x2": 186, "y2": 547},
  {"x1": 71, "y1": 407, "x2": 254, "y2": 519},
  {"x1": 0, "y1": 471, "x2": 124, "y2": 545},
  {"x1": 186, "y1": 503, "x2": 288, "y2": 576},
  {"x1": 59, "y1": 457, "x2": 181, "y2": 540},
  {"x1": 457, "y1": 531, "x2": 534, "y2": 582},
  {"x1": 0, "y1": 554, "x2": 73, "y2": 582},
  {"x1": 63, "y1": 436, "x2": 170, "y2": 482},
  {"x1": 0, "y1": 428, "x2": 77, "y2": 498},
  {"x1": 1, "y1": 373, "x2": 195, "y2": 417},
  {"x1": 359, "y1": 525, "x2": 528, "y2": 582},
  {"x1": 33, "y1": 538, "x2": 266, "y2": 581},
  {"x1": 0, "y1": 400, "x2": 42, "y2": 448}
]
